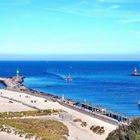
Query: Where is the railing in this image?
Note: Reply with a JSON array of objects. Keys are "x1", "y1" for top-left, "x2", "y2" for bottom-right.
[{"x1": 58, "y1": 100, "x2": 122, "y2": 126}]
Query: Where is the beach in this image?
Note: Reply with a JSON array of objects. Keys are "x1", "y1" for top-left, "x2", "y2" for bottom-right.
[
  {"x1": 0, "y1": 96, "x2": 35, "y2": 112},
  {"x1": 0, "y1": 89, "x2": 117, "y2": 140},
  {"x1": 1, "y1": 0, "x2": 139, "y2": 138},
  {"x1": 0, "y1": 132, "x2": 32, "y2": 140}
]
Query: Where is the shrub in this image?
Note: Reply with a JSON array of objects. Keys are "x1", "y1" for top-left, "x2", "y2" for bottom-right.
[
  {"x1": 106, "y1": 117, "x2": 140, "y2": 140},
  {"x1": 130, "y1": 118, "x2": 140, "y2": 132},
  {"x1": 81, "y1": 122, "x2": 87, "y2": 127},
  {"x1": 73, "y1": 118, "x2": 82, "y2": 122}
]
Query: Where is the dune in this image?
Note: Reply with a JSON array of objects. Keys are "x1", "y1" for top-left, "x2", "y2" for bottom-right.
[{"x1": 0, "y1": 89, "x2": 117, "y2": 140}]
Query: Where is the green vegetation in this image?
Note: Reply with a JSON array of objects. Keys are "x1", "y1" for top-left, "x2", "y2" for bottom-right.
[
  {"x1": 0, "y1": 110, "x2": 68, "y2": 139},
  {"x1": 0, "y1": 118, "x2": 69, "y2": 140},
  {"x1": 0, "y1": 109, "x2": 63, "y2": 118},
  {"x1": 90, "y1": 125, "x2": 105, "y2": 135},
  {"x1": 73, "y1": 118, "x2": 82, "y2": 122},
  {"x1": 73, "y1": 118, "x2": 87, "y2": 127},
  {"x1": 81, "y1": 121, "x2": 87, "y2": 127},
  {"x1": 106, "y1": 117, "x2": 140, "y2": 140}
]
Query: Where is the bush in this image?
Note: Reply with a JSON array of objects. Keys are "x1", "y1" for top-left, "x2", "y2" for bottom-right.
[
  {"x1": 73, "y1": 118, "x2": 82, "y2": 122},
  {"x1": 81, "y1": 122, "x2": 87, "y2": 127},
  {"x1": 106, "y1": 117, "x2": 140, "y2": 140},
  {"x1": 130, "y1": 118, "x2": 140, "y2": 132},
  {"x1": 126, "y1": 130, "x2": 136, "y2": 140}
]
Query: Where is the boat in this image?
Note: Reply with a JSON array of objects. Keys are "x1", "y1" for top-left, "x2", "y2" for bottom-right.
[
  {"x1": 131, "y1": 67, "x2": 140, "y2": 76},
  {"x1": 66, "y1": 74, "x2": 73, "y2": 81},
  {"x1": 138, "y1": 100, "x2": 140, "y2": 106}
]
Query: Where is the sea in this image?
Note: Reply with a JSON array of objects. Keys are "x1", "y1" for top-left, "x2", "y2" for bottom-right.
[{"x1": 0, "y1": 61, "x2": 140, "y2": 117}]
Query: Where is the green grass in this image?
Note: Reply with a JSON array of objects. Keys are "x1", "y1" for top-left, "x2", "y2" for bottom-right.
[
  {"x1": 136, "y1": 134, "x2": 140, "y2": 140},
  {"x1": 0, "y1": 118, "x2": 69, "y2": 140},
  {"x1": 0, "y1": 110, "x2": 68, "y2": 139},
  {"x1": 0, "y1": 109, "x2": 63, "y2": 118}
]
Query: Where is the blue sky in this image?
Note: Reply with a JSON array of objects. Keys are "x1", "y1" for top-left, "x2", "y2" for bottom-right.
[{"x1": 0, "y1": 0, "x2": 140, "y2": 60}]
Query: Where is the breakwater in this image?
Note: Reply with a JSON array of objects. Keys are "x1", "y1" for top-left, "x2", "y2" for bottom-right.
[{"x1": 0, "y1": 76, "x2": 130, "y2": 125}]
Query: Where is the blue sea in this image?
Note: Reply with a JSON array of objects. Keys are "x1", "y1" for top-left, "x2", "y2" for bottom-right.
[{"x1": 0, "y1": 61, "x2": 140, "y2": 117}]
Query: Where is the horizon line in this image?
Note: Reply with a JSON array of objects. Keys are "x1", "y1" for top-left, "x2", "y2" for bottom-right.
[{"x1": 0, "y1": 54, "x2": 140, "y2": 61}]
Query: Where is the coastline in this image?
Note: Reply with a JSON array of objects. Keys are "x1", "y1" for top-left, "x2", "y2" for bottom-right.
[
  {"x1": 0, "y1": 75, "x2": 130, "y2": 140},
  {"x1": 0, "y1": 89, "x2": 117, "y2": 140},
  {"x1": 0, "y1": 76, "x2": 130, "y2": 126}
]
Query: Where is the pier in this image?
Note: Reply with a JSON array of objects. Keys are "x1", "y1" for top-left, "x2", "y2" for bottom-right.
[
  {"x1": 79, "y1": 102, "x2": 129, "y2": 123},
  {"x1": 0, "y1": 76, "x2": 130, "y2": 126},
  {"x1": 58, "y1": 98, "x2": 130, "y2": 125}
]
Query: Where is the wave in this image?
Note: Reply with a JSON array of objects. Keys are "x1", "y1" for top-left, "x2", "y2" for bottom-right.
[
  {"x1": 43, "y1": 71, "x2": 65, "y2": 80},
  {"x1": 43, "y1": 71, "x2": 91, "y2": 81}
]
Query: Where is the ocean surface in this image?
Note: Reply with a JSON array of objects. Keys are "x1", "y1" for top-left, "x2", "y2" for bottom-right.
[{"x1": 0, "y1": 61, "x2": 140, "y2": 117}]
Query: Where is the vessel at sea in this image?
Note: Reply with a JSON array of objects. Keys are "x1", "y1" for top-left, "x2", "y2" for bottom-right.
[
  {"x1": 132, "y1": 67, "x2": 140, "y2": 76},
  {"x1": 66, "y1": 74, "x2": 73, "y2": 81},
  {"x1": 138, "y1": 100, "x2": 140, "y2": 106}
]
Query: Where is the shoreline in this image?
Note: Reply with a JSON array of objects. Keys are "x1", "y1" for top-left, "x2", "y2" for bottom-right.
[
  {"x1": 0, "y1": 89, "x2": 117, "y2": 140},
  {"x1": 0, "y1": 76, "x2": 130, "y2": 126}
]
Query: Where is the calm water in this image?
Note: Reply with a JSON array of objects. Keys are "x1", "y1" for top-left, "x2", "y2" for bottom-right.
[{"x1": 0, "y1": 61, "x2": 140, "y2": 117}]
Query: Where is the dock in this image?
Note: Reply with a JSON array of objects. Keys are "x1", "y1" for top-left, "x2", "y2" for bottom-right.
[
  {"x1": 80, "y1": 102, "x2": 129, "y2": 122},
  {"x1": 58, "y1": 98, "x2": 130, "y2": 125}
]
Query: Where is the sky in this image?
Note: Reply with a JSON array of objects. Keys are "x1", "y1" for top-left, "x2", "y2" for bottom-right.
[{"x1": 0, "y1": 0, "x2": 140, "y2": 60}]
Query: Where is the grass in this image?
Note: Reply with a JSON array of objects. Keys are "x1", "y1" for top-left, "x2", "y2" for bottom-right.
[
  {"x1": 136, "y1": 134, "x2": 140, "y2": 140},
  {"x1": 0, "y1": 109, "x2": 63, "y2": 118},
  {"x1": 0, "y1": 110, "x2": 68, "y2": 139},
  {"x1": 0, "y1": 118, "x2": 69, "y2": 140}
]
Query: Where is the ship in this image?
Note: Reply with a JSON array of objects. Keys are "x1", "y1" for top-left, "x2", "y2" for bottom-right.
[
  {"x1": 138, "y1": 100, "x2": 140, "y2": 106},
  {"x1": 131, "y1": 67, "x2": 140, "y2": 76},
  {"x1": 66, "y1": 74, "x2": 73, "y2": 81}
]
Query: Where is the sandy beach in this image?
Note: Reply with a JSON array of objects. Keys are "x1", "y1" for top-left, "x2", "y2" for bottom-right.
[
  {"x1": 0, "y1": 97, "x2": 35, "y2": 112},
  {"x1": 0, "y1": 89, "x2": 117, "y2": 140}
]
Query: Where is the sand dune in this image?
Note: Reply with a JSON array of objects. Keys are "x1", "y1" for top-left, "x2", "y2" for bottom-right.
[{"x1": 0, "y1": 89, "x2": 117, "y2": 140}]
